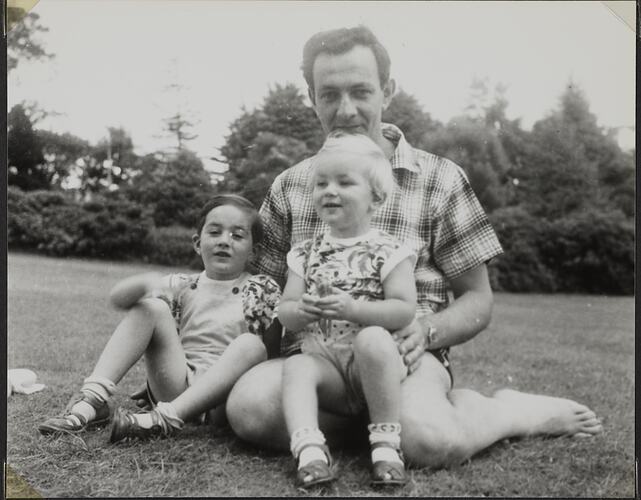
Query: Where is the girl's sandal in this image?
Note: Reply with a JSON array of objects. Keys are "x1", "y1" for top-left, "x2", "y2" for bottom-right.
[
  {"x1": 295, "y1": 443, "x2": 336, "y2": 488},
  {"x1": 370, "y1": 442, "x2": 409, "y2": 486}
]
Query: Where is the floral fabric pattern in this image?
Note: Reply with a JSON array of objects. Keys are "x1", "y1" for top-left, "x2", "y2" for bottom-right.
[
  {"x1": 288, "y1": 230, "x2": 415, "y2": 345},
  {"x1": 242, "y1": 274, "x2": 282, "y2": 337}
]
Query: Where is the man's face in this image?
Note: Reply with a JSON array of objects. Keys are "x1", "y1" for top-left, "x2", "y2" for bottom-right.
[{"x1": 310, "y1": 45, "x2": 394, "y2": 143}]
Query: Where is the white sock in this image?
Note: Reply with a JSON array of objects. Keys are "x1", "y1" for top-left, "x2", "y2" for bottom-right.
[
  {"x1": 69, "y1": 401, "x2": 95, "y2": 423},
  {"x1": 68, "y1": 376, "x2": 116, "y2": 423},
  {"x1": 369, "y1": 422, "x2": 403, "y2": 465},
  {"x1": 290, "y1": 427, "x2": 327, "y2": 468},
  {"x1": 299, "y1": 446, "x2": 328, "y2": 468},
  {"x1": 133, "y1": 412, "x2": 156, "y2": 429},
  {"x1": 154, "y1": 401, "x2": 185, "y2": 432}
]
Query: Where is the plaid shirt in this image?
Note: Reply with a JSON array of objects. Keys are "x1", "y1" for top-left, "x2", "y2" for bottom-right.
[{"x1": 252, "y1": 123, "x2": 503, "y2": 351}]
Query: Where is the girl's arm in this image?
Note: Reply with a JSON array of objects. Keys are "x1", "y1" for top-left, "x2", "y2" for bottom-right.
[
  {"x1": 109, "y1": 272, "x2": 164, "y2": 309},
  {"x1": 278, "y1": 272, "x2": 323, "y2": 332},
  {"x1": 316, "y1": 257, "x2": 416, "y2": 331}
]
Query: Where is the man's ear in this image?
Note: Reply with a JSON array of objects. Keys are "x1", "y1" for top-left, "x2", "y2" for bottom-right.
[
  {"x1": 192, "y1": 234, "x2": 201, "y2": 255},
  {"x1": 382, "y1": 78, "x2": 396, "y2": 110},
  {"x1": 308, "y1": 87, "x2": 318, "y2": 110}
]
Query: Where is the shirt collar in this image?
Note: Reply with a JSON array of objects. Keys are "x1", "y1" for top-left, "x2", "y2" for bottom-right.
[{"x1": 381, "y1": 123, "x2": 420, "y2": 173}]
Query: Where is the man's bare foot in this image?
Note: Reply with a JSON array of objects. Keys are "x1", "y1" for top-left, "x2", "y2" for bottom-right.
[{"x1": 493, "y1": 389, "x2": 603, "y2": 438}]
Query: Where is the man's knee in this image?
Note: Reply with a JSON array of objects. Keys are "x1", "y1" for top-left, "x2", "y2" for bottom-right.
[
  {"x1": 226, "y1": 359, "x2": 288, "y2": 449},
  {"x1": 399, "y1": 358, "x2": 467, "y2": 468},
  {"x1": 232, "y1": 333, "x2": 268, "y2": 364},
  {"x1": 401, "y1": 411, "x2": 467, "y2": 468},
  {"x1": 282, "y1": 353, "x2": 317, "y2": 380}
]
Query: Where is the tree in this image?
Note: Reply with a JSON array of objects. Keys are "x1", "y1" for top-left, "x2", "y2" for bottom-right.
[
  {"x1": 163, "y1": 112, "x2": 198, "y2": 152},
  {"x1": 517, "y1": 83, "x2": 605, "y2": 218},
  {"x1": 91, "y1": 127, "x2": 138, "y2": 187},
  {"x1": 8, "y1": 104, "x2": 46, "y2": 190},
  {"x1": 125, "y1": 150, "x2": 216, "y2": 227},
  {"x1": 423, "y1": 115, "x2": 513, "y2": 213},
  {"x1": 37, "y1": 130, "x2": 91, "y2": 189},
  {"x1": 219, "y1": 83, "x2": 324, "y2": 206},
  {"x1": 382, "y1": 88, "x2": 439, "y2": 148},
  {"x1": 7, "y1": 8, "x2": 53, "y2": 72}
]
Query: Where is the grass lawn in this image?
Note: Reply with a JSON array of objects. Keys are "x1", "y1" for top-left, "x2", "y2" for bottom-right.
[{"x1": 7, "y1": 252, "x2": 635, "y2": 497}]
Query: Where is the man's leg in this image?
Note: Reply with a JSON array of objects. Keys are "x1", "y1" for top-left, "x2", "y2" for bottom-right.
[
  {"x1": 226, "y1": 358, "x2": 354, "y2": 450},
  {"x1": 400, "y1": 353, "x2": 603, "y2": 468}
]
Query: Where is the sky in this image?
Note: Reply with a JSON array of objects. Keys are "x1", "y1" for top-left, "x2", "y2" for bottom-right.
[{"x1": 8, "y1": 1, "x2": 636, "y2": 172}]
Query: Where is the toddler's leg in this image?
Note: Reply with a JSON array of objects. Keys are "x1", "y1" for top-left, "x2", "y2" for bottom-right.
[
  {"x1": 282, "y1": 353, "x2": 348, "y2": 488},
  {"x1": 353, "y1": 326, "x2": 407, "y2": 485},
  {"x1": 39, "y1": 298, "x2": 187, "y2": 435}
]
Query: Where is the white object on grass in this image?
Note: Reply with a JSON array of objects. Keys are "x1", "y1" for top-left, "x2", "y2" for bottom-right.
[{"x1": 8, "y1": 369, "x2": 45, "y2": 396}]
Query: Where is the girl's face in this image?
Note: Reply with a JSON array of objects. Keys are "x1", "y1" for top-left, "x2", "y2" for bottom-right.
[
  {"x1": 312, "y1": 154, "x2": 378, "y2": 238},
  {"x1": 193, "y1": 204, "x2": 254, "y2": 280}
]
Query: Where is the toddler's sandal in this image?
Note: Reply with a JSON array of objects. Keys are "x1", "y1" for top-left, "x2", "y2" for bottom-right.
[
  {"x1": 295, "y1": 443, "x2": 336, "y2": 488},
  {"x1": 370, "y1": 442, "x2": 408, "y2": 486}
]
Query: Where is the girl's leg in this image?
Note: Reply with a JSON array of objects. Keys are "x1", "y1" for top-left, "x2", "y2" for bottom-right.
[
  {"x1": 169, "y1": 333, "x2": 267, "y2": 420},
  {"x1": 110, "y1": 334, "x2": 268, "y2": 442},
  {"x1": 353, "y1": 326, "x2": 407, "y2": 484},
  {"x1": 282, "y1": 353, "x2": 349, "y2": 486},
  {"x1": 353, "y1": 326, "x2": 404, "y2": 424},
  {"x1": 94, "y1": 298, "x2": 188, "y2": 399},
  {"x1": 40, "y1": 298, "x2": 187, "y2": 434}
]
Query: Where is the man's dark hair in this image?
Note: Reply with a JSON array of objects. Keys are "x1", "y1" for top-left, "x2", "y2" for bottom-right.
[
  {"x1": 196, "y1": 194, "x2": 264, "y2": 245},
  {"x1": 302, "y1": 25, "x2": 391, "y2": 94}
]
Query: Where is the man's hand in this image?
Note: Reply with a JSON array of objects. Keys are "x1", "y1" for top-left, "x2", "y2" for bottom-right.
[
  {"x1": 393, "y1": 317, "x2": 432, "y2": 374},
  {"x1": 315, "y1": 287, "x2": 356, "y2": 321},
  {"x1": 130, "y1": 384, "x2": 152, "y2": 411}
]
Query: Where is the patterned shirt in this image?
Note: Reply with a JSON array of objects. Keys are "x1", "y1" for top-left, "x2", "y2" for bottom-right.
[
  {"x1": 287, "y1": 229, "x2": 416, "y2": 346},
  {"x1": 153, "y1": 271, "x2": 281, "y2": 375}
]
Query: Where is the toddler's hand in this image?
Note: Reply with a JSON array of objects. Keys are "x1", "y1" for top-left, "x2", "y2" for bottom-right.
[
  {"x1": 297, "y1": 293, "x2": 322, "y2": 322},
  {"x1": 316, "y1": 287, "x2": 356, "y2": 321}
]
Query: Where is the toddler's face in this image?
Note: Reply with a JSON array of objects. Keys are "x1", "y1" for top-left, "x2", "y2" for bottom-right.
[
  {"x1": 194, "y1": 204, "x2": 253, "y2": 280},
  {"x1": 311, "y1": 154, "x2": 376, "y2": 237}
]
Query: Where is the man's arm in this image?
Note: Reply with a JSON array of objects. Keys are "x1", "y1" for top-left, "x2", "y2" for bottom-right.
[{"x1": 394, "y1": 263, "x2": 493, "y2": 371}]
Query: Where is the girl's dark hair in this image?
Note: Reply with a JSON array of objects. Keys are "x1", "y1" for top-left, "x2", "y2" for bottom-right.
[
  {"x1": 302, "y1": 25, "x2": 391, "y2": 95},
  {"x1": 196, "y1": 194, "x2": 264, "y2": 245}
]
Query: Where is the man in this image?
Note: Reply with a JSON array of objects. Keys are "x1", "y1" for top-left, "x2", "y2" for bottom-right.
[{"x1": 226, "y1": 26, "x2": 602, "y2": 468}]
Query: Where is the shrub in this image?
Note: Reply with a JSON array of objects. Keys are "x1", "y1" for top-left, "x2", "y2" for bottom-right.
[
  {"x1": 8, "y1": 186, "x2": 45, "y2": 248},
  {"x1": 74, "y1": 196, "x2": 154, "y2": 260},
  {"x1": 488, "y1": 206, "x2": 557, "y2": 292},
  {"x1": 8, "y1": 187, "x2": 154, "y2": 259},
  {"x1": 146, "y1": 225, "x2": 202, "y2": 269},
  {"x1": 540, "y1": 210, "x2": 633, "y2": 295}
]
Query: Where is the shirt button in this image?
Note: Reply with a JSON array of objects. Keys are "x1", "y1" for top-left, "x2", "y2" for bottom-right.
[{"x1": 232, "y1": 287, "x2": 239, "y2": 294}]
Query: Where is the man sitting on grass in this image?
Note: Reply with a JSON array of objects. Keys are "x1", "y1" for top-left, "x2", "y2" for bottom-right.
[{"x1": 224, "y1": 25, "x2": 603, "y2": 469}]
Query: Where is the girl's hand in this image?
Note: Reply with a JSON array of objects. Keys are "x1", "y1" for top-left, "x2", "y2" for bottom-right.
[
  {"x1": 315, "y1": 287, "x2": 356, "y2": 321},
  {"x1": 297, "y1": 293, "x2": 323, "y2": 322}
]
